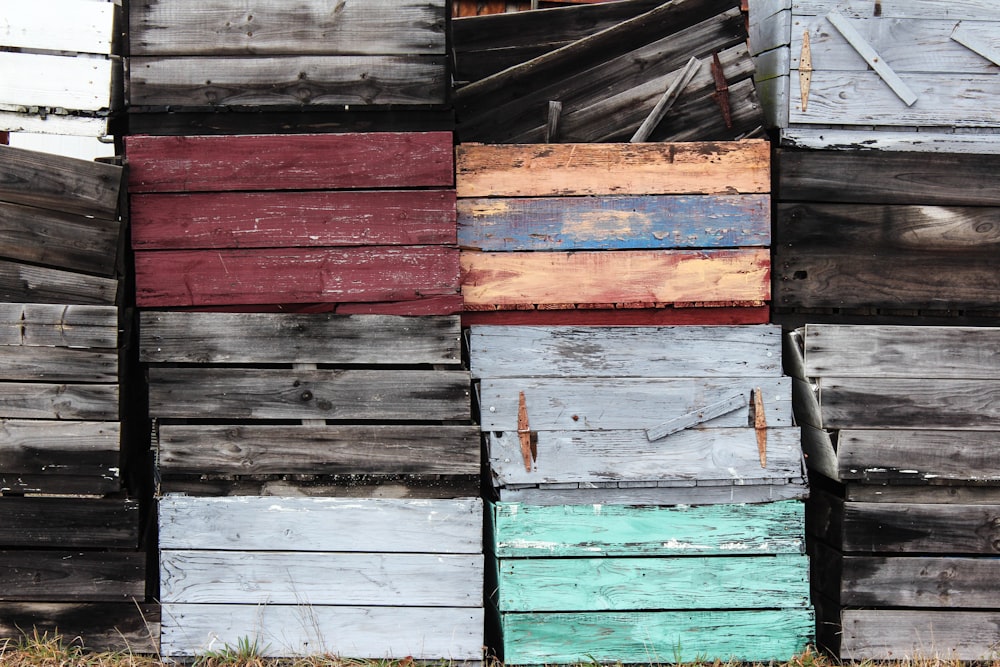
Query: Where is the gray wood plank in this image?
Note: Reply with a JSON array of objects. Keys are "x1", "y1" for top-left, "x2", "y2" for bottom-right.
[
  {"x1": 840, "y1": 555, "x2": 1000, "y2": 608},
  {"x1": 161, "y1": 551, "x2": 482, "y2": 606},
  {"x1": 846, "y1": 485, "x2": 1000, "y2": 504},
  {"x1": 0, "y1": 419, "x2": 119, "y2": 475},
  {"x1": 842, "y1": 501, "x2": 1000, "y2": 555},
  {"x1": 0, "y1": 383, "x2": 118, "y2": 420},
  {"x1": 0, "y1": 303, "x2": 118, "y2": 348},
  {"x1": 840, "y1": 610, "x2": 1000, "y2": 661},
  {"x1": 158, "y1": 496, "x2": 483, "y2": 553},
  {"x1": 0, "y1": 144, "x2": 122, "y2": 218},
  {"x1": 148, "y1": 368, "x2": 470, "y2": 421},
  {"x1": 470, "y1": 325, "x2": 781, "y2": 379},
  {"x1": 0, "y1": 260, "x2": 120, "y2": 306},
  {"x1": 0, "y1": 498, "x2": 139, "y2": 548},
  {"x1": 158, "y1": 476, "x2": 480, "y2": 499},
  {"x1": 0, "y1": 473, "x2": 120, "y2": 496},
  {"x1": 0, "y1": 602, "x2": 159, "y2": 654},
  {"x1": 0, "y1": 346, "x2": 118, "y2": 382},
  {"x1": 500, "y1": 482, "x2": 807, "y2": 505},
  {"x1": 0, "y1": 201, "x2": 121, "y2": 276},
  {"x1": 0, "y1": 551, "x2": 144, "y2": 602},
  {"x1": 793, "y1": 0, "x2": 1000, "y2": 21},
  {"x1": 780, "y1": 128, "x2": 1000, "y2": 153},
  {"x1": 838, "y1": 429, "x2": 1000, "y2": 483},
  {"x1": 140, "y1": 312, "x2": 460, "y2": 365}
]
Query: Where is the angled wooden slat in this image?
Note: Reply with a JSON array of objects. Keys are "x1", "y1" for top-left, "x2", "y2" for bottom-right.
[
  {"x1": 0, "y1": 498, "x2": 139, "y2": 548},
  {"x1": 837, "y1": 429, "x2": 1000, "y2": 483},
  {"x1": 126, "y1": 133, "x2": 454, "y2": 193},
  {"x1": 0, "y1": 201, "x2": 120, "y2": 276},
  {"x1": 0, "y1": 52, "x2": 114, "y2": 112},
  {"x1": 0, "y1": 347, "x2": 117, "y2": 382},
  {"x1": 0, "y1": 304, "x2": 118, "y2": 348},
  {"x1": 0, "y1": 551, "x2": 143, "y2": 602},
  {"x1": 158, "y1": 496, "x2": 483, "y2": 553},
  {"x1": 0, "y1": 603, "x2": 159, "y2": 654},
  {"x1": 0, "y1": 383, "x2": 118, "y2": 420},
  {"x1": 839, "y1": 610, "x2": 1000, "y2": 661},
  {"x1": 0, "y1": 261, "x2": 120, "y2": 306},
  {"x1": 0, "y1": 0, "x2": 115, "y2": 54},
  {"x1": 470, "y1": 325, "x2": 781, "y2": 378},
  {"x1": 0, "y1": 145, "x2": 122, "y2": 218},
  {"x1": 825, "y1": 11, "x2": 917, "y2": 105}
]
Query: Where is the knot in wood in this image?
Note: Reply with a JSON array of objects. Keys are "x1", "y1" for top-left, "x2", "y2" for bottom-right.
[{"x1": 300, "y1": 390, "x2": 313, "y2": 401}]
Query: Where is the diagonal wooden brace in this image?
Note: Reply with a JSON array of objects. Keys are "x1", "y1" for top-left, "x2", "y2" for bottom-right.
[{"x1": 646, "y1": 393, "x2": 747, "y2": 442}]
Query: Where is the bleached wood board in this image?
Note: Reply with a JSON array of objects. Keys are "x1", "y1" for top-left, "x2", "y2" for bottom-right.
[
  {"x1": 839, "y1": 610, "x2": 1000, "y2": 661},
  {"x1": 161, "y1": 551, "x2": 482, "y2": 605},
  {"x1": 0, "y1": 347, "x2": 117, "y2": 382},
  {"x1": 159, "y1": 496, "x2": 483, "y2": 553},
  {"x1": 793, "y1": 0, "x2": 1000, "y2": 21},
  {"x1": 780, "y1": 128, "x2": 1000, "y2": 153},
  {"x1": 749, "y1": 3, "x2": 791, "y2": 55},
  {"x1": 0, "y1": 111, "x2": 110, "y2": 138},
  {"x1": 0, "y1": 383, "x2": 118, "y2": 420},
  {"x1": 470, "y1": 325, "x2": 781, "y2": 378},
  {"x1": 0, "y1": 0, "x2": 115, "y2": 54},
  {"x1": 160, "y1": 604, "x2": 483, "y2": 659},
  {"x1": 837, "y1": 429, "x2": 1000, "y2": 483},
  {"x1": 500, "y1": 482, "x2": 807, "y2": 505},
  {"x1": 0, "y1": 303, "x2": 118, "y2": 348},
  {"x1": 479, "y1": 377, "x2": 791, "y2": 432},
  {"x1": 0, "y1": 52, "x2": 114, "y2": 111}
]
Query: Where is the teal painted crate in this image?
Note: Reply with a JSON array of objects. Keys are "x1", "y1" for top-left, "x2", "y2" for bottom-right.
[{"x1": 491, "y1": 500, "x2": 814, "y2": 664}]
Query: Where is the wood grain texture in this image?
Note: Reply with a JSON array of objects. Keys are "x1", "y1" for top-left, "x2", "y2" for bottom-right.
[
  {"x1": 135, "y1": 246, "x2": 459, "y2": 309},
  {"x1": 160, "y1": 604, "x2": 482, "y2": 659},
  {"x1": 160, "y1": 496, "x2": 482, "y2": 553},
  {"x1": 779, "y1": 128, "x2": 1000, "y2": 154},
  {"x1": 0, "y1": 0, "x2": 115, "y2": 54},
  {"x1": 0, "y1": 260, "x2": 120, "y2": 306},
  {"x1": 839, "y1": 610, "x2": 1000, "y2": 661},
  {"x1": 501, "y1": 609, "x2": 814, "y2": 664},
  {"x1": 501, "y1": 482, "x2": 807, "y2": 505},
  {"x1": 837, "y1": 429, "x2": 1000, "y2": 483},
  {"x1": 140, "y1": 312, "x2": 460, "y2": 365},
  {"x1": 130, "y1": 0, "x2": 445, "y2": 55},
  {"x1": 0, "y1": 498, "x2": 138, "y2": 548},
  {"x1": 158, "y1": 476, "x2": 480, "y2": 500},
  {"x1": 462, "y1": 248, "x2": 770, "y2": 308},
  {"x1": 456, "y1": 141, "x2": 769, "y2": 197},
  {"x1": 837, "y1": 502, "x2": 1000, "y2": 555},
  {"x1": 158, "y1": 424, "x2": 480, "y2": 475},
  {"x1": 0, "y1": 419, "x2": 119, "y2": 476},
  {"x1": 461, "y1": 305, "x2": 771, "y2": 326},
  {"x1": 0, "y1": 551, "x2": 143, "y2": 602},
  {"x1": 0, "y1": 201, "x2": 121, "y2": 276},
  {"x1": 126, "y1": 133, "x2": 453, "y2": 193},
  {"x1": 0, "y1": 52, "x2": 115, "y2": 112},
  {"x1": 0, "y1": 382, "x2": 118, "y2": 420},
  {"x1": 0, "y1": 602, "x2": 159, "y2": 654},
  {"x1": 470, "y1": 325, "x2": 781, "y2": 378},
  {"x1": 458, "y1": 194, "x2": 770, "y2": 251},
  {"x1": 837, "y1": 553, "x2": 1000, "y2": 608},
  {"x1": 793, "y1": 0, "x2": 1000, "y2": 20},
  {"x1": 846, "y1": 485, "x2": 1000, "y2": 505},
  {"x1": 131, "y1": 190, "x2": 456, "y2": 250},
  {"x1": 0, "y1": 303, "x2": 118, "y2": 348},
  {"x1": 0, "y1": 347, "x2": 117, "y2": 382},
  {"x1": 0, "y1": 145, "x2": 122, "y2": 218},
  {"x1": 493, "y1": 500, "x2": 805, "y2": 557}
]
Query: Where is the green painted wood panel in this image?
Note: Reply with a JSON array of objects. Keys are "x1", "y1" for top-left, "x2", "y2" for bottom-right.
[
  {"x1": 493, "y1": 500, "x2": 804, "y2": 557},
  {"x1": 498, "y1": 554, "x2": 810, "y2": 611},
  {"x1": 501, "y1": 608, "x2": 815, "y2": 664}
]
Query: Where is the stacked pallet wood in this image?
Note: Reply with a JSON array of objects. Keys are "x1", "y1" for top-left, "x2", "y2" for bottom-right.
[
  {"x1": 0, "y1": 145, "x2": 156, "y2": 650},
  {"x1": 787, "y1": 324, "x2": 1000, "y2": 660},
  {"x1": 458, "y1": 140, "x2": 772, "y2": 325},
  {"x1": 749, "y1": 0, "x2": 1000, "y2": 151},
  {"x1": 472, "y1": 324, "x2": 813, "y2": 662}
]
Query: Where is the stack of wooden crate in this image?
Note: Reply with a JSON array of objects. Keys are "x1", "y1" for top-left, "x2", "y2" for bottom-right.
[
  {"x1": 0, "y1": 145, "x2": 155, "y2": 650},
  {"x1": 787, "y1": 324, "x2": 1000, "y2": 660}
]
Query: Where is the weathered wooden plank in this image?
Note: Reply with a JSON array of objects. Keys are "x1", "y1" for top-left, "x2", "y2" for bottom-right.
[
  {"x1": 480, "y1": 377, "x2": 791, "y2": 432},
  {"x1": 0, "y1": 551, "x2": 143, "y2": 602},
  {"x1": 0, "y1": 382, "x2": 118, "y2": 420},
  {"x1": 498, "y1": 555, "x2": 809, "y2": 611},
  {"x1": 825, "y1": 11, "x2": 918, "y2": 107},
  {"x1": 803, "y1": 324, "x2": 1000, "y2": 379},
  {"x1": 0, "y1": 303, "x2": 118, "y2": 348},
  {"x1": 0, "y1": 112, "x2": 110, "y2": 139},
  {"x1": 749, "y1": 5, "x2": 791, "y2": 54},
  {"x1": 131, "y1": 190, "x2": 456, "y2": 250},
  {"x1": 0, "y1": 498, "x2": 139, "y2": 548},
  {"x1": 501, "y1": 609, "x2": 814, "y2": 664},
  {"x1": 0, "y1": 52, "x2": 114, "y2": 112},
  {"x1": 159, "y1": 496, "x2": 483, "y2": 553},
  {"x1": 128, "y1": 55, "x2": 447, "y2": 108},
  {"x1": 0, "y1": 144, "x2": 122, "y2": 218},
  {"x1": 837, "y1": 553, "x2": 1000, "y2": 608},
  {"x1": 160, "y1": 604, "x2": 482, "y2": 659},
  {"x1": 126, "y1": 133, "x2": 453, "y2": 193},
  {"x1": 158, "y1": 476, "x2": 480, "y2": 499},
  {"x1": 161, "y1": 551, "x2": 481, "y2": 606},
  {"x1": 148, "y1": 368, "x2": 469, "y2": 421},
  {"x1": 487, "y1": 428, "x2": 803, "y2": 486},
  {"x1": 778, "y1": 149, "x2": 1000, "y2": 205},
  {"x1": 135, "y1": 247, "x2": 460, "y2": 308},
  {"x1": 470, "y1": 325, "x2": 781, "y2": 378},
  {"x1": 793, "y1": 0, "x2": 1000, "y2": 21},
  {"x1": 0, "y1": 260, "x2": 120, "y2": 306},
  {"x1": 462, "y1": 305, "x2": 771, "y2": 327},
  {"x1": 493, "y1": 500, "x2": 804, "y2": 557},
  {"x1": 456, "y1": 141, "x2": 769, "y2": 197},
  {"x1": 780, "y1": 128, "x2": 1000, "y2": 153},
  {"x1": 0, "y1": 0, "x2": 115, "y2": 54},
  {"x1": 840, "y1": 610, "x2": 1000, "y2": 661},
  {"x1": 0, "y1": 346, "x2": 117, "y2": 382},
  {"x1": 839, "y1": 502, "x2": 1000, "y2": 554},
  {"x1": 130, "y1": 0, "x2": 445, "y2": 55},
  {"x1": 457, "y1": 194, "x2": 770, "y2": 251},
  {"x1": 501, "y1": 481, "x2": 807, "y2": 505},
  {"x1": 158, "y1": 424, "x2": 479, "y2": 476},
  {"x1": 0, "y1": 602, "x2": 159, "y2": 654},
  {"x1": 847, "y1": 485, "x2": 1000, "y2": 505},
  {"x1": 818, "y1": 377, "x2": 1000, "y2": 430},
  {"x1": 140, "y1": 312, "x2": 460, "y2": 365},
  {"x1": 0, "y1": 201, "x2": 120, "y2": 276},
  {"x1": 0, "y1": 419, "x2": 119, "y2": 476}
]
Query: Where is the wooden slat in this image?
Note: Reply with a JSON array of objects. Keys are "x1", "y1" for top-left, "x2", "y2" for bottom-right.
[
  {"x1": 0, "y1": 602, "x2": 159, "y2": 654},
  {"x1": 493, "y1": 500, "x2": 804, "y2": 557},
  {"x1": 839, "y1": 554, "x2": 1000, "y2": 608},
  {"x1": 160, "y1": 604, "x2": 482, "y2": 659},
  {"x1": 158, "y1": 424, "x2": 480, "y2": 476},
  {"x1": 803, "y1": 324, "x2": 1000, "y2": 379},
  {"x1": 131, "y1": 190, "x2": 456, "y2": 250},
  {"x1": 0, "y1": 260, "x2": 120, "y2": 306},
  {"x1": 128, "y1": 55, "x2": 447, "y2": 108},
  {"x1": 0, "y1": 52, "x2": 114, "y2": 112},
  {"x1": 0, "y1": 144, "x2": 122, "y2": 218},
  {"x1": 126, "y1": 133, "x2": 454, "y2": 193},
  {"x1": 458, "y1": 194, "x2": 769, "y2": 251},
  {"x1": 0, "y1": 347, "x2": 117, "y2": 382},
  {"x1": 134, "y1": 247, "x2": 459, "y2": 309},
  {"x1": 846, "y1": 485, "x2": 1000, "y2": 505},
  {"x1": 462, "y1": 305, "x2": 771, "y2": 327},
  {"x1": 0, "y1": 473, "x2": 120, "y2": 497},
  {"x1": 140, "y1": 312, "x2": 460, "y2": 365},
  {"x1": 161, "y1": 551, "x2": 481, "y2": 605},
  {"x1": 780, "y1": 128, "x2": 1000, "y2": 154},
  {"x1": 0, "y1": 551, "x2": 143, "y2": 602},
  {"x1": 159, "y1": 496, "x2": 482, "y2": 553},
  {"x1": 830, "y1": 429, "x2": 1000, "y2": 483},
  {"x1": 456, "y1": 141, "x2": 769, "y2": 197},
  {"x1": 480, "y1": 377, "x2": 791, "y2": 431},
  {"x1": 0, "y1": 498, "x2": 139, "y2": 548},
  {"x1": 0, "y1": 112, "x2": 110, "y2": 139},
  {"x1": 501, "y1": 609, "x2": 813, "y2": 664},
  {"x1": 501, "y1": 481, "x2": 807, "y2": 505},
  {"x1": 840, "y1": 502, "x2": 1000, "y2": 554},
  {"x1": 840, "y1": 610, "x2": 1000, "y2": 661},
  {"x1": 470, "y1": 325, "x2": 781, "y2": 378},
  {"x1": 148, "y1": 368, "x2": 469, "y2": 421},
  {"x1": 0, "y1": 382, "x2": 118, "y2": 420},
  {"x1": 158, "y1": 476, "x2": 480, "y2": 500},
  {"x1": 0, "y1": 420, "x2": 119, "y2": 476},
  {"x1": 0, "y1": 201, "x2": 120, "y2": 276},
  {"x1": 130, "y1": 0, "x2": 445, "y2": 55},
  {"x1": 0, "y1": 0, "x2": 115, "y2": 54},
  {"x1": 793, "y1": 0, "x2": 1000, "y2": 21},
  {"x1": 0, "y1": 303, "x2": 118, "y2": 348}
]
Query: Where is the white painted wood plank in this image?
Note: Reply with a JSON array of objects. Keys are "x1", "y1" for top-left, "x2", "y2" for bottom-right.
[
  {"x1": 6, "y1": 133, "x2": 115, "y2": 161},
  {"x1": 749, "y1": 7, "x2": 792, "y2": 55},
  {"x1": 500, "y1": 482, "x2": 807, "y2": 505},
  {"x1": 479, "y1": 377, "x2": 792, "y2": 432},
  {"x1": 160, "y1": 551, "x2": 483, "y2": 606},
  {"x1": 754, "y1": 48, "x2": 790, "y2": 81},
  {"x1": 826, "y1": 12, "x2": 917, "y2": 105},
  {"x1": 780, "y1": 128, "x2": 1000, "y2": 152},
  {"x1": 0, "y1": 52, "x2": 113, "y2": 111},
  {"x1": 0, "y1": 0, "x2": 115, "y2": 54},
  {"x1": 952, "y1": 22, "x2": 1000, "y2": 66},
  {"x1": 158, "y1": 497, "x2": 483, "y2": 553},
  {"x1": 646, "y1": 394, "x2": 747, "y2": 441},
  {"x1": 160, "y1": 604, "x2": 484, "y2": 659},
  {"x1": 0, "y1": 111, "x2": 110, "y2": 138},
  {"x1": 794, "y1": 1, "x2": 1000, "y2": 21}
]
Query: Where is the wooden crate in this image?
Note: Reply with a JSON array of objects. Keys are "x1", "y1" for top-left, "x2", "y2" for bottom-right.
[
  {"x1": 787, "y1": 324, "x2": 1000, "y2": 659},
  {"x1": 491, "y1": 500, "x2": 813, "y2": 664},
  {"x1": 158, "y1": 495, "x2": 484, "y2": 660},
  {"x1": 0, "y1": 0, "x2": 120, "y2": 137},
  {"x1": 127, "y1": 132, "x2": 460, "y2": 314},
  {"x1": 458, "y1": 140, "x2": 772, "y2": 326},
  {"x1": 127, "y1": 0, "x2": 447, "y2": 112},
  {"x1": 749, "y1": 0, "x2": 1000, "y2": 150}
]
